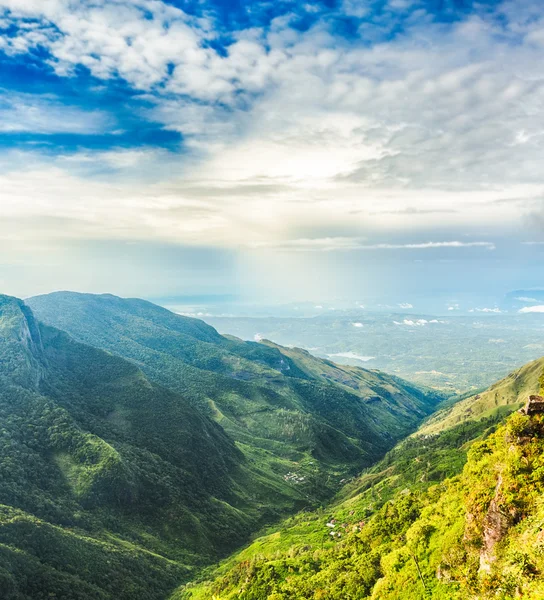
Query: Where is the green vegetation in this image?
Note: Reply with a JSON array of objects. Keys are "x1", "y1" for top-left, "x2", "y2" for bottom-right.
[
  {"x1": 182, "y1": 365, "x2": 544, "y2": 599},
  {"x1": 28, "y1": 292, "x2": 443, "y2": 506},
  {"x1": 6, "y1": 291, "x2": 544, "y2": 600},
  {"x1": 0, "y1": 293, "x2": 443, "y2": 599},
  {"x1": 417, "y1": 356, "x2": 544, "y2": 435},
  {"x1": 0, "y1": 295, "x2": 266, "y2": 599}
]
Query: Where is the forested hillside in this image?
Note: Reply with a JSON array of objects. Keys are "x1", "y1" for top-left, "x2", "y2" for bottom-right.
[
  {"x1": 0, "y1": 294, "x2": 443, "y2": 599},
  {"x1": 28, "y1": 292, "x2": 443, "y2": 504},
  {"x1": 0, "y1": 294, "x2": 277, "y2": 599},
  {"x1": 183, "y1": 363, "x2": 544, "y2": 599}
]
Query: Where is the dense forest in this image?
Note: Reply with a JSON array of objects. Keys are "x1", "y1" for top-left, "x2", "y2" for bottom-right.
[
  {"x1": 0, "y1": 293, "x2": 443, "y2": 599},
  {"x1": 28, "y1": 292, "x2": 443, "y2": 506}
]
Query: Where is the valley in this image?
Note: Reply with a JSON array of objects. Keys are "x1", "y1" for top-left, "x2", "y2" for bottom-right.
[
  {"x1": 0, "y1": 291, "x2": 543, "y2": 599},
  {"x1": 0, "y1": 293, "x2": 442, "y2": 599},
  {"x1": 181, "y1": 361, "x2": 544, "y2": 600}
]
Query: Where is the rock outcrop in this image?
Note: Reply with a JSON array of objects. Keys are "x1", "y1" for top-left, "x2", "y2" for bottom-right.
[
  {"x1": 519, "y1": 394, "x2": 544, "y2": 416},
  {"x1": 479, "y1": 474, "x2": 511, "y2": 573}
]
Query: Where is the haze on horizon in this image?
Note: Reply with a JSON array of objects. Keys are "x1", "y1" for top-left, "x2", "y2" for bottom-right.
[{"x1": 0, "y1": 0, "x2": 544, "y2": 303}]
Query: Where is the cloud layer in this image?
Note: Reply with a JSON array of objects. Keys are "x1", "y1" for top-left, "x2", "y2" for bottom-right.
[{"x1": 0, "y1": 0, "x2": 543, "y2": 296}]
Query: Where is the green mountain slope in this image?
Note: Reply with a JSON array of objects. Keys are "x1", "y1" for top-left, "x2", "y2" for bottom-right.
[
  {"x1": 0, "y1": 292, "x2": 444, "y2": 599},
  {"x1": 0, "y1": 295, "x2": 279, "y2": 600},
  {"x1": 416, "y1": 356, "x2": 544, "y2": 436},
  {"x1": 182, "y1": 360, "x2": 544, "y2": 600},
  {"x1": 28, "y1": 292, "x2": 443, "y2": 502}
]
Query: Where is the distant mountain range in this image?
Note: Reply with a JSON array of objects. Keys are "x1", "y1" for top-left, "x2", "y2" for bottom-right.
[{"x1": 0, "y1": 292, "x2": 443, "y2": 600}]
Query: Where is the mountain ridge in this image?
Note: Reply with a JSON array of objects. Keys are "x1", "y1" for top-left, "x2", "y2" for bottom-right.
[
  {"x1": 28, "y1": 291, "x2": 443, "y2": 491},
  {"x1": 0, "y1": 295, "x2": 266, "y2": 599},
  {"x1": 0, "y1": 292, "x2": 444, "y2": 600}
]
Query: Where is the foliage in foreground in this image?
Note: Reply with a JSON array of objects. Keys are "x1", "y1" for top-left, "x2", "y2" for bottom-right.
[{"x1": 182, "y1": 408, "x2": 544, "y2": 600}]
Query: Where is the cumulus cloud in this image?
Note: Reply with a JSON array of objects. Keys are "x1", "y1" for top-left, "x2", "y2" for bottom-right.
[
  {"x1": 394, "y1": 319, "x2": 429, "y2": 326},
  {"x1": 351, "y1": 322, "x2": 364, "y2": 327},
  {"x1": 398, "y1": 303, "x2": 413, "y2": 309},
  {"x1": 0, "y1": 0, "x2": 541, "y2": 268},
  {"x1": 519, "y1": 306, "x2": 544, "y2": 313},
  {"x1": 394, "y1": 318, "x2": 445, "y2": 326}
]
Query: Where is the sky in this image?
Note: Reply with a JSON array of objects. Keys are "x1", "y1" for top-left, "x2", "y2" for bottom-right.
[{"x1": 1, "y1": 0, "x2": 544, "y2": 306}]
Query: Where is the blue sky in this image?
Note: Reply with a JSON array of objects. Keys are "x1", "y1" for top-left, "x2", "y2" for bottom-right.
[{"x1": 0, "y1": 0, "x2": 543, "y2": 306}]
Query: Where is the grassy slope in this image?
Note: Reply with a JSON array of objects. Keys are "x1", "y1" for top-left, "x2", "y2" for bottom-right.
[
  {"x1": 28, "y1": 292, "x2": 443, "y2": 504},
  {"x1": 416, "y1": 356, "x2": 544, "y2": 435},
  {"x1": 182, "y1": 359, "x2": 544, "y2": 599}
]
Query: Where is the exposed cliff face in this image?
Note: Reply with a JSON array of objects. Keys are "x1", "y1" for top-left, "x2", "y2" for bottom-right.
[
  {"x1": 19, "y1": 302, "x2": 44, "y2": 353},
  {"x1": 479, "y1": 474, "x2": 511, "y2": 573},
  {"x1": 0, "y1": 295, "x2": 45, "y2": 389},
  {"x1": 520, "y1": 394, "x2": 544, "y2": 416}
]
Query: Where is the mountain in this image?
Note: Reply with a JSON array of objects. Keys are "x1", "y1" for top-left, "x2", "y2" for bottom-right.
[
  {"x1": 416, "y1": 356, "x2": 544, "y2": 436},
  {"x1": 182, "y1": 359, "x2": 544, "y2": 599},
  {"x1": 28, "y1": 292, "x2": 443, "y2": 501},
  {"x1": 202, "y1": 311, "x2": 544, "y2": 393},
  {"x1": 6, "y1": 291, "x2": 542, "y2": 599},
  {"x1": 0, "y1": 292, "x2": 443, "y2": 600},
  {"x1": 0, "y1": 294, "x2": 275, "y2": 600}
]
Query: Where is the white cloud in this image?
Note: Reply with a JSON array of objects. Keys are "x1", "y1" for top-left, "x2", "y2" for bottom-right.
[
  {"x1": 248, "y1": 237, "x2": 368, "y2": 252},
  {"x1": 0, "y1": 1, "x2": 210, "y2": 92},
  {"x1": 387, "y1": 242, "x2": 494, "y2": 250},
  {"x1": 398, "y1": 302, "x2": 413, "y2": 309},
  {"x1": 249, "y1": 238, "x2": 496, "y2": 252},
  {"x1": 351, "y1": 322, "x2": 364, "y2": 327},
  {"x1": 515, "y1": 296, "x2": 539, "y2": 302},
  {"x1": 475, "y1": 307, "x2": 502, "y2": 313},
  {"x1": 519, "y1": 305, "x2": 544, "y2": 313},
  {"x1": 0, "y1": 0, "x2": 541, "y2": 257},
  {"x1": 393, "y1": 319, "x2": 429, "y2": 326},
  {"x1": 0, "y1": 91, "x2": 113, "y2": 134}
]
